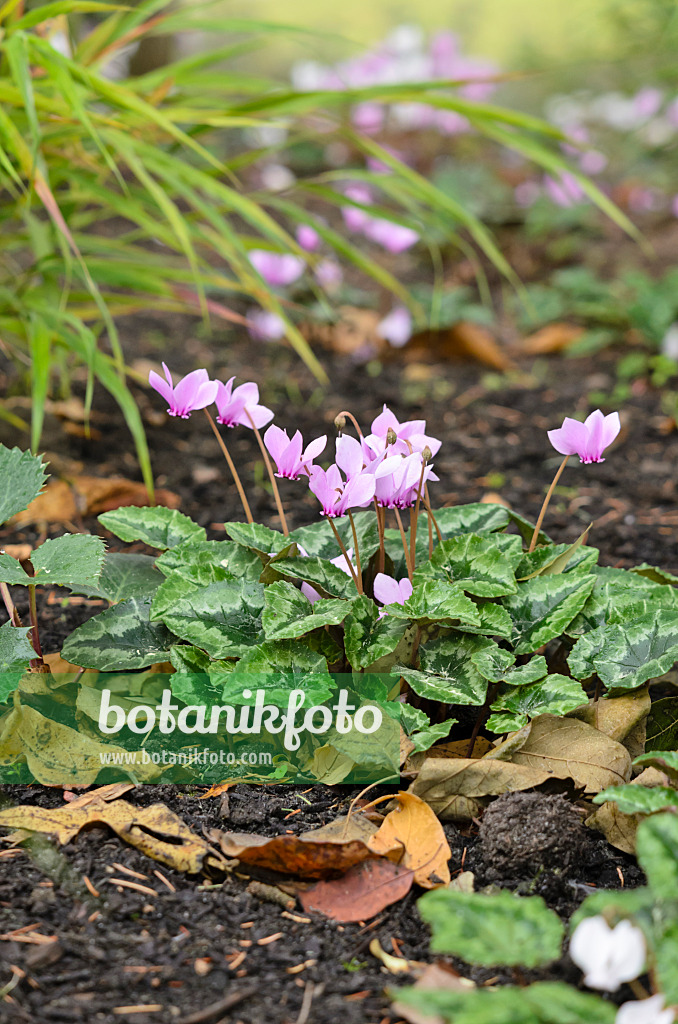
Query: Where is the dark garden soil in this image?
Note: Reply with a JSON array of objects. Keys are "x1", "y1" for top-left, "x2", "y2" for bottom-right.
[{"x1": 0, "y1": 310, "x2": 675, "y2": 1022}]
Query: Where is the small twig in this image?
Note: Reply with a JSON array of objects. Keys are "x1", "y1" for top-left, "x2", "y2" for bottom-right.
[
  {"x1": 529, "y1": 454, "x2": 570, "y2": 553},
  {"x1": 203, "y1": 409, "x2": 253, "y2": 524},
  {"x1": 246, "y1": 411, "x2": 289, "y2": 536},
  {"x1": 176, "y1": 987, "x2": 256, "y2": 1024},
  {"x1": 295, "y1": 981, "x2": 316, "y2": 1024}
]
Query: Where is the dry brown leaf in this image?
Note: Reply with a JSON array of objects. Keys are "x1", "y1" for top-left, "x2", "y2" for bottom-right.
[
  {"x1": 299, "y1": 858, "x2": 414, "y2": 922},
  {"x1": 408, "y1": 756, "x2": 552, "y2": 820},
  {"x1": 0, "y1": 797, "x2": 226, "y2": 874},
  {"x1": 519, "y1": 323, "x2": 585, "y2": 355},
  {"x1": 198, "y1": 782, "x2": 236, "y2": 800},
  {"x1": 508, "y1": 714, "x2": 632, "y2": 792},
  {"x1": 585, "y1": 766, "x2": 670, "y2": 855},
  {"x1": 368, "y1": 792, "x2": 451, "y2": 888},
  {"x1": 303, "y1": 814, "x2": 379, "y2": 845},
  {"x1": 391, "y1": 962, "x2": 475, "y2": 1024},
  {"x1": 567, "y1": 689, "x2": 650, "y2": 760},
  {"x1": 205, "y1": 827, "x2": 392, "y2": 879},
  {"x1": 445, "y1": 321, "x2": 513, "y2": 370},
  {"x1": 306, "y1": 306, "x2": 383, "y2": 357},
  {"x1": 12, "y1": 476, "x2": 180, "y2": 526}
]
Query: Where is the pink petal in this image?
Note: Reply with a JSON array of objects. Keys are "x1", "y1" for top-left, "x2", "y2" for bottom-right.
[
  {"x1": 373, "y1": 573, "x2": 401, "y2": 605},
  {"x1": 548, "y1": 417, "x2": 589, "y2": 456},
  {"x1": 601, "y1": 411, "x2": 621, "y2": 450},
  {"x1": 336, "y1": 435, "x2": 364, "y2": 479},
  {"x1": 264, "y1": 425, "x2": 289, "y2": 464},
  {"x1": 371, "y1": 405, "x2": 400, "y2": 437},
  {"x1": 246, "y1": 404, "x2": 275, "y2": 429},
  {"x1": 398, "y1": 579, "x2": 413, "y2": 602},
  {"x1": 193, "y1": 380, "x2": 219, "y2": 410},
  {"x1": 302, "y1": 435, "x2": 327, "y2": 463},
  {"x1": 173, "y1": 368, "x2": 211, "y2": 411},
  {"x1": 149, "y1": 370, "x2": 174, "y2": 405}
]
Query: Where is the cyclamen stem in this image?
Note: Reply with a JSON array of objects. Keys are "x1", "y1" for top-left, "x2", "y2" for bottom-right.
[
  {"x1": 246, "y1": 412, "x2": 289, "y2": 537},
  {"x1": 409, "y1": 461, "x2": 427, "y2": 569},
  {"x1": 528, "y1": 454, "x2": 570, "y2": 553},
  {"x1": 28, "y1": 584, "x2": 44, "y2": 664},
  {"x1": 373, "y1": 499, "x2": 386, "y2": 575},
  {"x1": 203, "y1": 410, "x2": 253, "y2": 524},
  {"x1": 394, "y1": 508, "x2": 413, "y2": 581},
  {"x1": 424, "y1": 485, "x2": 443, "y2": 544},
  {"x1": 335, "y1": 410, "x2": 363, "y2": 436},
  {"x1": 328, "y1": 518, "x2": 361, "y2": 593},
  {"x1": 0, "y1": 581, "x2": 21, "y2": 627},
  {"x1": 347, "y1": 511, "x2": 363, "y2": 595}
]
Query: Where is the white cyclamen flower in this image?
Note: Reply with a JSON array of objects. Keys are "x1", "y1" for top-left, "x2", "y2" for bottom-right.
[
  {"x1": 569, "y1": 917, "x2": 646, "y2": 991},
  {"x1": 616, "y1": 995, "x2": 675, "y2": 1024}
]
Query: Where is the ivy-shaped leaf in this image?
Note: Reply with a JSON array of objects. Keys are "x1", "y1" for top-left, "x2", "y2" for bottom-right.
[
  {"x1": 224, "y1": 521, "x2": 287, "y2": 557},
  {"x1": 415, "y1": 534, "x2": 517, "y2": 598},
  {"x1": 159, "y1": 580, "x2": 266, "y2": 659},
  {"x1": 569, "y1": 610, "x2": 678, "y2": 691},
  {"x1": 61, "y1": 597, "x2": 175, "y2": 670},
  {"x1": 156, "y1": 539, "x2": 260, "y2": 586},
  {"x1": 288, "y1": 511, "x2": 380, "y2": 561},
  {"x1": 270, "y1": 556, "x2": 357, "y2": 599},
  {"x1": 398, "y1": 633, "x2": 510, "y2": 705},
  {"x1": 99, "y1": 506, "x2": 205, "y2": 549},
  {"x1": 0, "y1": 445, "x2": 48, "y2": 526},
  {"x1": 343, "y1": 594, "x2": 407, "y2": 670},
  {"x1": 262, "y1": 581, "x2": 352, "y2": 641},
  {"x1": 0, "y1": 621, "x2": 35, "y2": 686},
  {"x1": 487, "y1": 673, "x2": 586, "y2": 733},
  {"x1": 502, "y1": 574, "x2": 595, "y2": 654},
  {"x1": 386, "y1": 581, "x2": 481, "y2": 625},
  {"x1": 70, "y1": 553, "x2": 164, "y2": 603}
]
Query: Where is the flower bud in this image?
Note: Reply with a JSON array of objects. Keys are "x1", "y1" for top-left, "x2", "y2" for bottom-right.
[
  {"x1": 386, "y1": 427, "x2": 398, "y2": 445},
  {"x1": 422, "y1": 446, "x2": 432, "y2": 462},
  {"x1": 334, "y1": 413, "x2": 347, "y2": 434}
]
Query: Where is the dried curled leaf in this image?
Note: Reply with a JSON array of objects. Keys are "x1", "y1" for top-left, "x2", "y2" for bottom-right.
[
  {"x1": 408, "y1": 756, "x2": 552, "y2": 820},
  {"x1": 0, "y1": 796, "x2": 226, "y2": 874},
  {"x1": 368, "y1": 792, "x2": 451, "y2": 888},
  {"x1": 206, "y1": 826, "x2": 398, "y2": 879}
]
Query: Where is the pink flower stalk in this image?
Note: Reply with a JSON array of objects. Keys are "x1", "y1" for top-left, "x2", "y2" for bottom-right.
[
  {"x1": 315, "y1": 259, "x2": 343, "y2": 291},
  {"x1": 264, "y1": 425, "x2": 326, "y2": 480},
  {"x1": 249, "y1": 250, "x2": 305, "y2": 288},
  {"x1": 373, "y1": 572, "x2": 413, "y2": 614},
  {"x1": 308, "y1": 463, "x2": 376, "y2": 518},
  {"x1": 548, "y1": 409, "x2": 621, "y2": 464},
  {"x1": 296, "y1": 225, "x2": 321, "y2": 252},
  {"x1": 351, "y1": 101, "x2": 385, "y2": 134},
  {"x1": 149, "y1": 364, "x2": 218, "y2": 419},
  {"x1": 377, "y1": 306, "x2": 412, "y2": 348},
  {"x1": 363, "y1": 218, "x2": 419, "y2": 253},
  {"x1": 633, "y1": 86, "x2": 663, "y2": 121},
  {"x1": 302, "y1": 548, "x2": 355, "y2": 604},
  {"x1": 341, "y1": 185, "x2": 373, "y2": 232},
  {"x1": 246, "y1": 309, "x2": 286, "y2": 342},
  {"x1": 544, "y1": 172, "x2": 585, "y2": 208},
  {"x1": 215, "y1": 378, "x2": 274, "y2": 430}
]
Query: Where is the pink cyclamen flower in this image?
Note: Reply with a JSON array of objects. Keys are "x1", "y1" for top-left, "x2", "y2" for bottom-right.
[
  {"x1": 308, "y1": 463, "x2": 376, "y2": 518},
  {"x1": 544, "y1": 172, "x2": 585, "y2": 208},
  {"x1": 246, "y1": 309, "x2": 286, "y2": 342},
  {"x1": 548, "y1": 409, "x2": 620, "y2": 464},
  {"x1": 315, "y1": 259, "x2": 343, "y2": 291},
  {"x1": 363, "y1": 218, "x2": 419, "y2": 253},
  {"x1": 341, "y1": 185, "x2": 373, "y2": 232},
  {"x1": 374, "y1": 451, "x2": 436, "y2": 509},
  {"x1": 215, "y1": 378, "x2": 274, "y2": 430},
  {"x1": 149, "y1": 364, "x2": 218, "y2": 419},
  {"x1": 373, "y1": 573, "x2": 413, "y2": 614},
  {"x1": 248, "y1": 250, "x2": 305, "y2": 288},
  {"x1": 264, "y1": 425, "x2": 326, "y2": 480},
  {"x1": 377, "y1": 306, "x2": 412, "y2": 348},
  {"x1": 296, "y1": 225, "x2": 321, "y2": 252},
  {"x1": 367, "y1": 405, "x2": 442, "y2": 458}
]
